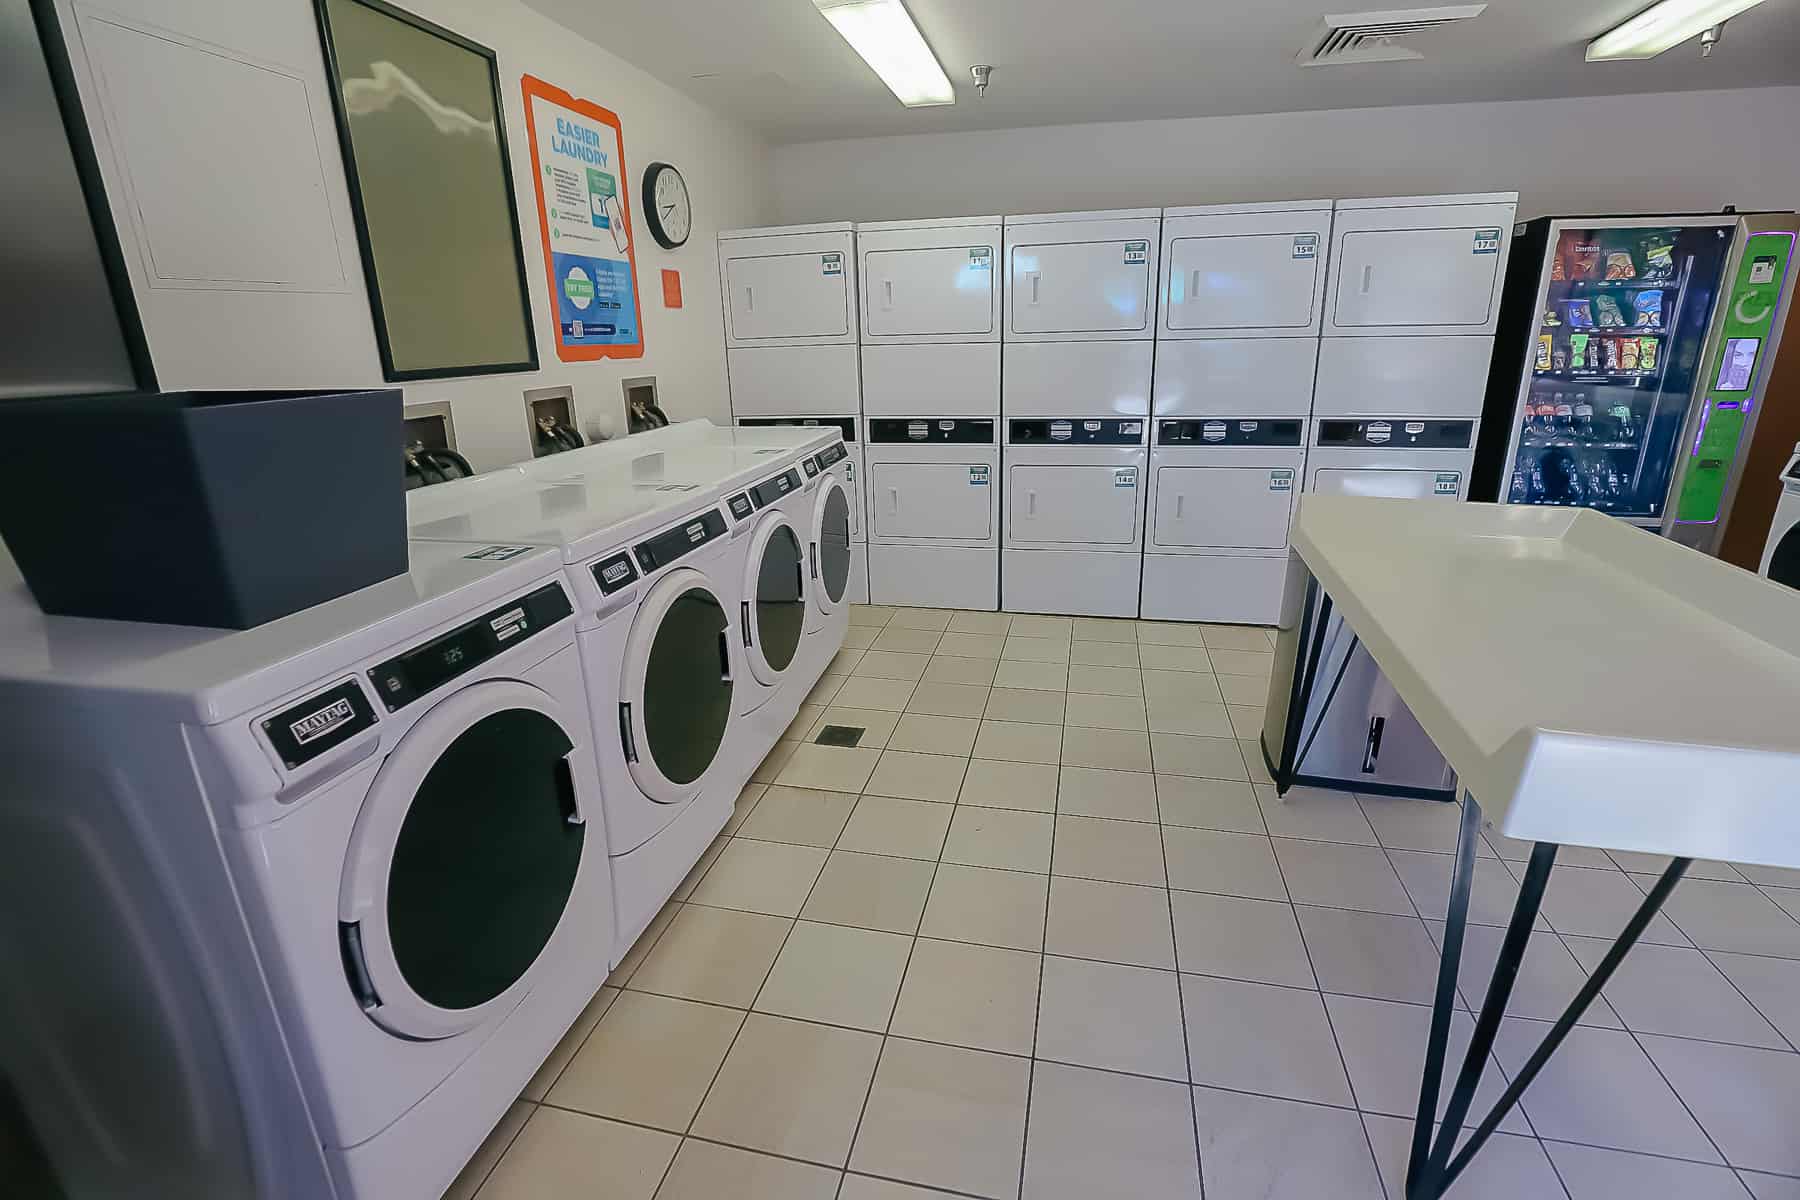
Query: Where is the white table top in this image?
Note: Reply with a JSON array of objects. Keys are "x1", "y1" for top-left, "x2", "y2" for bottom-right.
[{"x1": 1291, "y1": 496, "x2": 1800, "y2": 869}]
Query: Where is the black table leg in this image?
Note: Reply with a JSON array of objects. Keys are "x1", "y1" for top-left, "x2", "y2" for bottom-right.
[{"x1": 1404, "y1": 812, "x2": 1692, "y2": 1200}]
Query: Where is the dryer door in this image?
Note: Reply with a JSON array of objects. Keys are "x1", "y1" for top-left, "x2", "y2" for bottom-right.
[
  {"x1": 811, "y1": 475, "x2": 854, "y2": 613},
  {"x1": 743, "y1": 512, "x2": 805, "y2": 684},
  {"x1": 339, "y1": 680, "x2": 587, "y2": 1039},
  {"x1": 620, "y1": 567, "x2": 736, "y2": 803},
  {"x1": 1008, "y1": 463, "x2": 1140, "y2": 546},
  {"x1": 1765, "y1": 516, "x2": 1800, "y2": 589}
]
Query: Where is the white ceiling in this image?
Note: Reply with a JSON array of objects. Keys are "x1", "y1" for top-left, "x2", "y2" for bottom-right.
[{"x1": 524, "y1": 0, "x2": 1800, "y2": 144}]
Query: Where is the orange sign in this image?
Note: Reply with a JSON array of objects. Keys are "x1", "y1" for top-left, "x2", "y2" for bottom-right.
[
  {"x1": 520, "y1": 74, "x2": 645, "y2": 361},
  {"x1": 661, "y1": 269, "x2": 683, "y2": 309}
]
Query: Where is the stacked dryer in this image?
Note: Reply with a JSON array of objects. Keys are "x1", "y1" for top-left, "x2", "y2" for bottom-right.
[
  {"x1": 858, "y1": 217, "x2": 1004, "y2": 609},
  {"x1": 1280, "y1": 191, "x2": 1518, "y2": 799},
  {"x1": 718, "y1": 222, "x2": 870, "y2": 603},
  {"x1": 1001, "y1": 209, "x2": 1161, "y2": 616},
  {"x1": 1144, "y1": 201, "x2": 1332, "y2": 624}
]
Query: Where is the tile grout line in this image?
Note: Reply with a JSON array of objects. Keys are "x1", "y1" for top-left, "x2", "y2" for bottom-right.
[
  {"x1": 1013, "y1": 720, "x2": 1057, "y2": 1200},
  {"x1": 1152, "y1": 720, "x2": 1209, "y2": 1200}
]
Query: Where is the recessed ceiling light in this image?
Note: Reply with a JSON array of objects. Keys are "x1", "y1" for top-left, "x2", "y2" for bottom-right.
[
  {"x1": 812, "y1": 0, "x2": 955, "y2": 107},
  {"x1": 1587, "y1": 0, "x2": 1769, "y2": 60}
]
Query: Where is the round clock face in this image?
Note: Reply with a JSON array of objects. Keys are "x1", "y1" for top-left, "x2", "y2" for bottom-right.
[{"x1": 645, "y1": 163, "x2": 691, "y2": 249}]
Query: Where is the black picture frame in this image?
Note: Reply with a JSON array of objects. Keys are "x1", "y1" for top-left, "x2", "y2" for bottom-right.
[{"x1": 313, "y1": 0, "x2": 538, "y2": 382}]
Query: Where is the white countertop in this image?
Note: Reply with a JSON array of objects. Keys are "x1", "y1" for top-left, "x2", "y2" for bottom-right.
[{"x1": 1291, "y1": 496, "x2": 1800, "y2": 869}]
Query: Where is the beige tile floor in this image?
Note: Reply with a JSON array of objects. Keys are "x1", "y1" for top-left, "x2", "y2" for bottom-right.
[{"x1": 453, "y1": 605, "x2": 1800, "y2": 1200}]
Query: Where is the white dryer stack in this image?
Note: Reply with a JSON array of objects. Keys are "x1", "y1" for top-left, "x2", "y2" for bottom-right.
[
  {"x1": 718, "y1": 222, "x2": 869, "y2": 603},
  {"x1": 1307, "y1": 193, "x2": 1518, "y2": 500},
  {"x1": 858, "y1": 216, "x2": 1003, "y2": 609},
  {"x1": 1144, "y1": 200, "x2": 1332, "y2": 624},
  {"x1": 1001, "y1": 209, "x2": 1161, "y2": 617}
]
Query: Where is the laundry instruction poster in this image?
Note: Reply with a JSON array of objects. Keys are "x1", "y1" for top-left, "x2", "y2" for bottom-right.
[{"x1": 521, "y1": 74, "x2": 644, "y2": 360}]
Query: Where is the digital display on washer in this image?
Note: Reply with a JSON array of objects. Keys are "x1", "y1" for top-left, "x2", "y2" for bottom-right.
[
  {"x1": 814, "y1": 441, "x2": 848, "y2": 469},
  {"x1": 1315, "y1": 419, "x2": 1473, "y2": 449},
  {"x1": 368, "y1": 583, "x2": 573, "y2": 711},
  {"x1": 1009, "y1": 418, "x2": 1144, "y2": 445},
  {"x1": 1158, "y1": 419, "x2": 1302, "y2": 447},
  {"x1": 634, "y1": 508, "x2": 728, "y2": 573},
  {"x1": 751, "y1": 469, "x2": 801, "y2": 508}
]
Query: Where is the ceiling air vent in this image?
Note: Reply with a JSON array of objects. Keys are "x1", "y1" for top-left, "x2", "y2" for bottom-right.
[{"x1": 1297, "y1": 5, "x2": 1487, "y2": 66}]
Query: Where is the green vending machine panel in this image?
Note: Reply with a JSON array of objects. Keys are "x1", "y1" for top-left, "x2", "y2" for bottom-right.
[{"x1": 1676, "y1": 232, "x2": 1796, "y2": 523}]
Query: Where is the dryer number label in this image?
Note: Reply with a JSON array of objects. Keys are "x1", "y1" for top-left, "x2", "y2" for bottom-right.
[
  {"x1": 1114, "y1": 468, "x2": 1138, "y2": 487},
  {"x1": 821, "y1": 252, "x2": 843, "y2": 275},
  {"x1": 1435, "y1": 473, "x2": 1461, "y2": 495},
  {"x1": 1123, "y1": 241, "x2": 1148, "y2": 266},
  {"x1": 291, "y1": 697, "x2": 356, "y2": 745},
  {"x1": 1292, "y1": 235, "x2": 1318, "y2": 260},
  {"x1": 969, "y1": 465, "x2": 989, "y2": 486},
  {"x1": 1269, "y1": 470, "x2": 1294, "y2": 492},
  {"x1": 1474, "y1": 229, "x2": 1501, "y2": 254},
  {"x1": 489, "y1": 606, "x2": 528, "y2": 642},
  {"x1": 969, "y1": 247, "x2": 992, "y2": 270}
]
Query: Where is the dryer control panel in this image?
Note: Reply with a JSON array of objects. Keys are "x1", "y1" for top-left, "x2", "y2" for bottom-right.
[
  {"x1": 1009, "y1": 418, "x2": 1144, "y2": 445},
  {"x1": 1159, "y1": 419, "x2": 1303, "y2": 447},
  {"x1": 751, "y1": 469, "x2": 802, "y2": 508},
  {"x1": 1316, "y1": 419, "x2": 1473, "y2": 449},
  {"x1": 814, "y1": 441, "x2": 849, "y2": 471},
  {"x1": 634, "y1": 508, "x2": 729, "y2": 572},
  {"x1": 366, "y1": 582, "x2": 574, "y2": 712},
  {"x1": 870, "y1": 418, "x2": 995, "y2": 444}
]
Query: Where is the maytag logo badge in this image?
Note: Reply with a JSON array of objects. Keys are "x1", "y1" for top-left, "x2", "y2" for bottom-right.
[{"x1": 291, "y1": 697, "x2": 355, "y2": 745}]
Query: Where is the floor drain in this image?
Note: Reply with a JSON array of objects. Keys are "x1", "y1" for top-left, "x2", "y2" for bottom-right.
[{"x1": 815, "y1": 725, "x2": 865, "y2": 748}]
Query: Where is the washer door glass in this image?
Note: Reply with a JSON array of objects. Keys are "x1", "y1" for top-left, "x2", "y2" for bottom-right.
[
  {"x1": 1770, "y1": 524, "x2": 1800, "y2": 590},
  {"x1": 386, "y1": 708, "x2": 583, "y2": 1012},
  {"x1": 755, "y1": 523, "x2": 804, "y2": 673},
  {"x1": 645, "y1": 586, "x2": 733, "y2": 785},
  {"x1": 818, "y1": 483, "x2": 852, "y2": 604}
]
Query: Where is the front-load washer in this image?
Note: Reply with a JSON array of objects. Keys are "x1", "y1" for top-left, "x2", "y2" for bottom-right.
[
  {"x1": 1002, "y1": 208, "x2": 1160, "y2": 616},
  {"x1": 0, "y1": 541, "x2": 611, "y2": 1200},
  {"x1": 412, "y1": 478, "x2": 760, "y2": 955},
  {"x1": 1144, "y1": 200, "x2": 1331, "y2": 624},
  {"x1": 1760, "y1": 445, "x2": 1800, "y2": 587},
  {"x1": 866, "y1": 418, "x2": 1001, "y2": 610},
  {"x1": 738, "y1": 415, "x2": 869, "y2": 603},
  {"x1": 805, "y1": 440, "x2": 857, "y2": 643}
]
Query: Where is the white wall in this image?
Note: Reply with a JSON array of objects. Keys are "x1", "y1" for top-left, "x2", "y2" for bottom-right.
[
  {"x1": 55, "y1": 0, "x2": 769, "y2": 468},
  {"x1": 771, "y1": 87, "x2": 1800, "y2": 225}
]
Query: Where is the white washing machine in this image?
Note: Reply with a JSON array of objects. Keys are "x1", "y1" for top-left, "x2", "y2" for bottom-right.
[
  {"x1": 1144, "y1": 200, "x2": 1332, "y2": 624},
  {"x1": 1002, "y1": 208, "x2": 1160, "y2": 615},
  {"x1": 859, "y1": 216, "x2": 1003, "y2": 609},
  {"x1": 0, "y1": 542, "x2": 612, "y2": 1200},
  {"x1": 805, "y1": 440, "x2": 858, "y2": 643},
  {"x1": 736, "y1": 416, "x2": 869, "y2": 605},
  {"x1": 719, "y1": 221, "x2": 868, "y2": 603},
  {"x1": 1759, "y1": 444, "x2": 1800, "y2": 587},
  {"x1": 412, "y1": 472, "x2": 773, "y2": 955}
]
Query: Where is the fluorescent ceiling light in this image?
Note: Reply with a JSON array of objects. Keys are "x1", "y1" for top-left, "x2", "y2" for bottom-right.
[
  {"x1": 813, "y1": 0, "x2": 955, "y2": 107},
  {"x1": 1586, "y1": 0, "x2": 1769, "y2": 60}
]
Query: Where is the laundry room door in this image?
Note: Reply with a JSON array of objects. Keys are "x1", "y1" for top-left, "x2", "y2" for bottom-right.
[
  {"x1": 1161, "y1": 207, "x2": 1331, "y2": 336},
  {"x1": 621, "y1": 568, "x2": 736, "y2": 802},
  {"x1": 863, "y1": 244, "x2": 998, "y2": 339},
  {"x1": 1008, "y1": 464, "x2": 1140, "y2": 545},
  {"x1": 1154, "y1": 467, "x2": 1295, "y2": 548},
  {"x1": 342, "y1": 681, "x2": 587, "y2": 1038},
  {"x1": 745, "y1": 517, "x2": 804, "y2": 681}
]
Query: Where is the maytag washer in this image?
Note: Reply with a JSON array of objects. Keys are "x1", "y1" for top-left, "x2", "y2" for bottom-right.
[{"x1": 0, "y1": 542, "x2": 611, "y2": 1200}]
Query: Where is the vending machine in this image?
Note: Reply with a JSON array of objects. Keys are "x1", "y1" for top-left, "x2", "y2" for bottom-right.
[{"x1": 1472, "y1": 212, "x2": 1799, "y2": 553}]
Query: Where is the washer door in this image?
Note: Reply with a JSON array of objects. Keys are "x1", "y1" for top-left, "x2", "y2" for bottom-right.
[
  {"x1": 339, "y1": 680, "x2": 587, "y2": 1040},
  {"x1": 810, "y1": 475, "x2": 853, "y2": 614},
  {"x1": 743, "y1": 512, "x2": 805, "y2": 684},
  {"x1": 621, "y1": 567, "x2": 736, "y2": 803},
  {"x1": 1768, "y1": 521, "x2": 1800, "y2": 589}
]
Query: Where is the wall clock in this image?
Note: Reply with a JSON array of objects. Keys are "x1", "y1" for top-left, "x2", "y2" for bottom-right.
[{"x1": 641, "y1": 162, "x2": 691, "y2": 250}]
